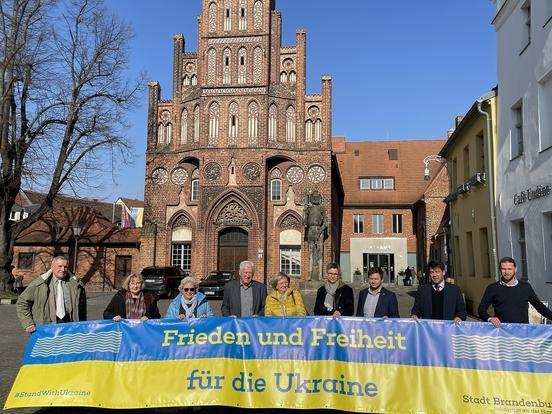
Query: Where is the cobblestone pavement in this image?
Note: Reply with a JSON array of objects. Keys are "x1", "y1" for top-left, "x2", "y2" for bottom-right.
[{"x1": 1, "y1": 283, "x2": 450, "y2": 413}]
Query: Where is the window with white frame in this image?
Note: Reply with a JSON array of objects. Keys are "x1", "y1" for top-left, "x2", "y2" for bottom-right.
[
  {"x1": 271, "y1": 179, "x2": 282, "y2": 201},
  {"x1": 172, "y1": 243, "x2": 192, "y2": 271},
  {"x1": 359, "y1": 177, "x2": 395, "y2": 190},
  {"x1": 353, "y1": 214, "x2": 364, "y2": 233},
  {"x1": 280, "y1": 246, "x2": 301, "y2": 276},
  {"x1": 392, "y1": 214, "x2": 403, "y2": 234},
  {"x1": 372, "y1": 214, "x2": 384, "y2": 234},
  {"x1": 538, "y1": 73, "x2": 552, "y2": 151},
  {"x1": 511, "y1": 101, "x2": 524, "y2": 159},
  {"x1": 191, "y1": 179, "x2": 199, "y2": 201}
]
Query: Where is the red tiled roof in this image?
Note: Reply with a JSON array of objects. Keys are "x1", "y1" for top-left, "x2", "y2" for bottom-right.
[
  {"x1": 117, "y1": 198, "x2": 145, "y2": 208},
  {"x1": 19, "y1": 190, "x2": 122, "y2": 222},
  {"x1": 334, "y1": 139, "x2": 446, "y2": 205},
  {"x1": 16, "y1": 206, "x2": 140, "y2": 244}
]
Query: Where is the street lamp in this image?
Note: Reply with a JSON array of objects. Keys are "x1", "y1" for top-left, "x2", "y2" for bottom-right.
[
  {"x1": 423, "y1": 155, "x2": 446, "y2": 180},
  {"x1": 72, "y1": 225, "x2": 81, "y2": 273}
]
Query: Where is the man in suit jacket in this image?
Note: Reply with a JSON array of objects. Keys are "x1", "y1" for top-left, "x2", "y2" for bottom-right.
[
  {"x1": 410, "y1": 261, "x2": 466, "y2": 323},
  {"x1": 222, "y1": 260, "x2": 267, "y2": 317},
  {"x1": 356, "y1": 267, "x2": 399, "y2": 318}
]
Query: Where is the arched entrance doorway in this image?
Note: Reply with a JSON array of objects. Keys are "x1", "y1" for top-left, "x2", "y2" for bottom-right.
[{"x1": 218, "y1": 227, "x2": 248, "y2": 273}]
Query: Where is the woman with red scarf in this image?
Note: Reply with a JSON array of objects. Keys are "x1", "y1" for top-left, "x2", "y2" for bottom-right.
[{"x1": 103, "y1": 273, "x2": 160, "y2": 321}]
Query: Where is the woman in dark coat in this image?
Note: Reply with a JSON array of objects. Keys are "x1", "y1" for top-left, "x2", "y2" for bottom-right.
[{"x1": 103, "y1": 273, "x2": 160, "y2": 321}]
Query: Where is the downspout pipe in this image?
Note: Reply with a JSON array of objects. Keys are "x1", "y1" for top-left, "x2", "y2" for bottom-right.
[{"x1": 477, "y1": 90, "x2": 499, "y2": 281}]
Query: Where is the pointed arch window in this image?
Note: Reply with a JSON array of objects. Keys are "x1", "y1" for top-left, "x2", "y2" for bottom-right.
[
  {"x1": 253, "y1": 46, "x2": 262, "y2": 84},
  {"x1": 239, "y1": 0, "x2": 247, "y2": 30},
  {"x1": 180, "y1": 109, "x2": 188, "y2": 145},
  {"x1": 183, "y1": 75, "x2": 190, "y2": 87},
  {"x1": 286, "y1": 106, "x2": 296, "y2": 143},
  {"x1": 193, "y1": 105, "x2": 200, "y2": 143},
  {"x1": 228, "y1": 102, "x2": 238, "y2": 145},
  {"x1": 248, "y1": 101, "x2": 259, "y2": 145},
  {"x1": 289, "y1": 71, "x2": 296, "y2": 83},
  {"x1": 305, "y1": 119, "x2": 313, "y2": 142},
  {"x1": 314, "y1": 119, "x2": 322, "y2": 142},
  {"x1": 238, "y1": 48, "x2": 247, "y2": 84},
  {"x1": 208, "y1": 2, "x2": 218, "y2": 33},
  {"x1": 280, "y1": 71, "x2": 287, "y2": 83},
  {"x1": 191, "y1": 74, "x2": 197, "y2": 85},
  {"x1": 207, "y1": 48, "x2": 217, "y2": 85},
  {"x1": 268, "y1": 104, "x2": 277, "y2": 142},
  {"x1": 224, "y1": 0, "x2": 231, "y2": 31},
  {"x1": 166, "y1": 123, "x2": 172, "y2": 144},
  {"x1": 253, "y1": 0, "x2": 263, "y2": 30},
  {"x1": 208, "y1": 102, "x2": 220, "y2": 146},
  {"x1": 157, "y1": 123, "x2": 165, "y2": 144},
  {"x1": 223, "y1": 48, "x2": 231, "y2": 84}
]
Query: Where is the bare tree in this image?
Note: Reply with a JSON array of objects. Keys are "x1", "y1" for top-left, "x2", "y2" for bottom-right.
[{"x1": 0, "y1": 0, "x2": 143, "y2": 291}]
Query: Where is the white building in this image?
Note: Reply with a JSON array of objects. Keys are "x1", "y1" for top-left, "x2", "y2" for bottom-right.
[{"x1": 492, "y1": 0, "x2": 552, "y2": 304}]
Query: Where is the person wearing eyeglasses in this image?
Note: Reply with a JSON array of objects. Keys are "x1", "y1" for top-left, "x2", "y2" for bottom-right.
[
  {"x1": 313, "y1": 262, "x2": 354, "y2": 317},
  {"x1": 103, "y1": 273, "x2": 160, "y2": 321},
  {"x1": 165, "y1": 276, "x2": 214, "y2": 319}
]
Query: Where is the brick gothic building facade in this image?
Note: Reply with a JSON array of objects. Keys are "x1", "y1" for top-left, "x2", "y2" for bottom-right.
[{"x1": 141, "y1": 0, "x2": 343, "y2": 282}]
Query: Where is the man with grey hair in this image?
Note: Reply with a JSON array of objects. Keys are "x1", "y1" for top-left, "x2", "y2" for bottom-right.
[
  {"x1": 16, "y1": 256, "x2": 87, "y2": 333},
  {"x1": 221, "y1": 260, "x2": 266, "y2": 317}
]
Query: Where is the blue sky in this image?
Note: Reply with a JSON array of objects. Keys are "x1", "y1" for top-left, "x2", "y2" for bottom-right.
[{"x1": 98, "y1": 0, "x2": 497, "y2": 201}]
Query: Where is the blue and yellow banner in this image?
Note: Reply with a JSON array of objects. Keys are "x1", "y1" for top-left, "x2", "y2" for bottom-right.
[{"x1": 5, "y1": 317, "x2": 552, "y2": 412}]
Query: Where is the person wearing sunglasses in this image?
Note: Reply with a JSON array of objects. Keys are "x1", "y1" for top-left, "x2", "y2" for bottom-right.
[
  {"x1": 103, "y1": 273, "x2": 160, "y2": 321},
  {"x1": 165, "y1": 276, "x2": 213, "y2": 319}
]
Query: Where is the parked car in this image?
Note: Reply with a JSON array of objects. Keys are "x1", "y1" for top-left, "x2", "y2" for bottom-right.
[
  {"x1": 198, "y1": 271, "x2": 235, "y2": 299},
  {"x1": 141, "y1": 266, "x2": 187, "y2": 298}
]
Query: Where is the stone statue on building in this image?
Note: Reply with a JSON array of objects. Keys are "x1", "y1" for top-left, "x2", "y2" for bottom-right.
[{"x1": 304, "y1": 191, "x2": 327, "y2": 280}]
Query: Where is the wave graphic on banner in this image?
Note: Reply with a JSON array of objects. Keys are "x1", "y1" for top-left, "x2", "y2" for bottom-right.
[
  {"x1": 30, "y1": 331, "x2": 122, "y2": 357},
  {"x1": 452, "y1": 334, "x2": 552, "y2": 363}
]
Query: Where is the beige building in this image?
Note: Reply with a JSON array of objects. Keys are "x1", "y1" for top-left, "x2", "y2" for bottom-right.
[{"x1": 439, "y1": 89, "x2": 498, "y2": 313}]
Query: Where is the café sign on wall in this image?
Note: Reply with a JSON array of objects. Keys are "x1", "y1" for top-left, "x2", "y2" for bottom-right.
[{"x1": 513, "y1": 184, "x2": 551, "y2": 205}]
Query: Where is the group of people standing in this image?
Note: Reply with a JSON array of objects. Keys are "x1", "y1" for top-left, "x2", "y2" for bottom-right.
[{"x1": 15, "y1": 255, "x2": 552, "y2": 332}]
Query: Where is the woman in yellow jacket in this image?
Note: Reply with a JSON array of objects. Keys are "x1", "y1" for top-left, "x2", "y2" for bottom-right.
[{"x1": 265, "y1": 272, "x2": 307, "y2": 316}]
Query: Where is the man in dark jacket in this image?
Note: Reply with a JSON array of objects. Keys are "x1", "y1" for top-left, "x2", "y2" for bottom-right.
[
  {"x1": 479, "y1": 256, "x2": 552, "y2": 327},
  {"x1": 314, "y1": 262, "x2": 354, "y2": 317},
  {"x1": 411, "y1": 261, "x2": 466, "y2": 323},
  {"x1": 356, "y1": 267, "x2": 399, "y2": 318},
  {"x1": 16, "y1": 256, "x2": 87, "y2": 333},
  {"x1": 222, "y1": 261, "x2": 266, "y2": 317}
]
